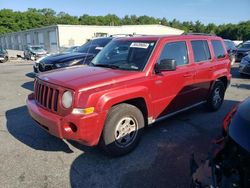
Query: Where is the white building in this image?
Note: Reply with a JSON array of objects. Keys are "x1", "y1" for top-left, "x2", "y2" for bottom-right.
[{"x1": 0, "y1": 24, "x2": 184, "y2": 53}]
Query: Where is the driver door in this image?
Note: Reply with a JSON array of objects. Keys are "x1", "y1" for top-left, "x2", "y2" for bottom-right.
[{"x1": 151, "y1": 40, "x2": 196, "y2": 118}]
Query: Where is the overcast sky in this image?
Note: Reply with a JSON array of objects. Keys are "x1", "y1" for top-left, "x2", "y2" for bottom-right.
[{"x1": 0, "y1": 0, "x2": 249, "y2": 25}]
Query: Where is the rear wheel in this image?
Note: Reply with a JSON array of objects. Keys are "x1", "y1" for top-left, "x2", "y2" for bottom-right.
[
  {"x1": 100, "y1": 103, "x2": 145, "y2": 156},
  {"x1": 206, "y1": 81, "x2": 225, "y2": 111}
]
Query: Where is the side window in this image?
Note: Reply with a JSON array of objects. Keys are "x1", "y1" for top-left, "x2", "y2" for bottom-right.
[
  {"x1": 191, "y1": 40, "x2": 211, "y2": 63},
  {"x1": 158, "y1": 41, "x2": 188, "y2": 66},
  {"x1": 212, "y1": 40, "x2": 226, "y2": 59}
]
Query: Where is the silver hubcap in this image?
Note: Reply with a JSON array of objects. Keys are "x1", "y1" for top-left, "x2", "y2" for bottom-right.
[
  {"x1": 114, "y1": 117, "x2": 138, "y2": 147},
  {"x1": 213, "y1": 87, "x2": 222, "y2": 107}
]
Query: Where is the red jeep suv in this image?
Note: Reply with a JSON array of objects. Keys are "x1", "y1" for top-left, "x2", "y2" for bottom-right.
[{"x1": 27, "y1": 34, "x2": 231, "y2": 156}]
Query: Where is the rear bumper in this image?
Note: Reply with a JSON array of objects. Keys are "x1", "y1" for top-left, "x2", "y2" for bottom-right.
[{"x1": 26, "y1": 94, "x2": 105, "y2": 146}]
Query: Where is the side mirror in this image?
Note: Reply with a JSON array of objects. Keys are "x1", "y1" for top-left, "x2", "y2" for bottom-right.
[{"x1": 155, "y1": 59, "x2": 176, "y2": 73}]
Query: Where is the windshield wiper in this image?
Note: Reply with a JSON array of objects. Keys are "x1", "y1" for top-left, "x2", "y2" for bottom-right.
[{"x1": 92, "y1": 63, "x2": 120, "y2": 69}]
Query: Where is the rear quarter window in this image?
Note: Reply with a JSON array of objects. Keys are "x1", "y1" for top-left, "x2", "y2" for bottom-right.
[{"x1": 212, "y1": 40, "x2": 226, "y2": 59}]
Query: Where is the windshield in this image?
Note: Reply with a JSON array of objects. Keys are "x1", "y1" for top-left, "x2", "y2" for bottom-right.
[
  {"x1": 62, "y1": 46, "x2": 79, "y2": 53},
  {"x1": 240, "y1": 43, "x2": 250, "y2": 49},
  {"x1": 30, "y1": 46, "x2": 45, "y2": 52},
  {"x1": 0, "y1": 48, "x2": 6, "y2": 53},
  {"x1": 91, "y1": 39, "x2": 156, "y2": 71},
  {"x1": 77, "y1": 38, "x2": 112, "y2": 54}
]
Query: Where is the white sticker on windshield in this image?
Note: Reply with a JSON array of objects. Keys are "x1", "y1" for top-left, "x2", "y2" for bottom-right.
[
  {"x1": 95, "y1": 46, "x2": 104, "y2": 50},
  {"x1": 130, "y1": 42, "x2": 149, "y2": 49}
]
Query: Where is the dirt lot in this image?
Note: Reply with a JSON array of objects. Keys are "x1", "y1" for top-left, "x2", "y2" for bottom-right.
[{"x1": 0, "y1": 60, "x2": 249, "y2": 188}]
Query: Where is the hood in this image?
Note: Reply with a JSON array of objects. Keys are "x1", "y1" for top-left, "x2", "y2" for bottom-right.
[
  {"x1": 229, "y1": 97, "x2": 250, "y2": 152},
  {"x1": 40, "y1": 52, "x2": 94, "y2": 64},
  {"x1": 38, "y1": 66, "x2": 141, "y2": 91}
]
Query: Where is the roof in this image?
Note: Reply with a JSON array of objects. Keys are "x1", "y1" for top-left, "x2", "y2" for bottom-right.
[{"x1": 115, "y1": 34, "x2": 222, "y2": 41}]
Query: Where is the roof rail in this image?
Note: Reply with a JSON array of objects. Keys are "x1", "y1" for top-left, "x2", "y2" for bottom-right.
[
  {"x1": 109, "y1": 34, "x2": 134, "y2": 38},
  {"x1": 109, "y1": 34, "x2": 150, "y2": 38},
  {"x1": 182, "y1": 32, "x2": 217, "y2": 36}
]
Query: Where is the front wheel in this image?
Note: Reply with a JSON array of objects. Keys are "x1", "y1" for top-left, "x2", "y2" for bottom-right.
[
  {"x1": 206, "y1": 81, "x2": 225, "y2": 111},
  {"x1": 100, "y1": 103, "x2": 145, "y2": 157}
]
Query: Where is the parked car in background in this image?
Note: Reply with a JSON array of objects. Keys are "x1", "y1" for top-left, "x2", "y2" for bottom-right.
[
  {"x1": 27, "y1": 34, "x2": 231, "y2": 156},
  {"x1": 0, "y1": 48, "x2": 8, "y2": 63},
  {"x1": 191, "y1": 97, "x2": 250, "y2": 188},
  {"x1": 239, "y1": 54, "x2": 250, "y2": 76},
  {"x1": 33, "y1": 37, "x2": 113, "y2": 73},
  {"x1": 236, "y1": 42, "x2": 250, "y2": 62},
  {"x1": 24, "y1": 45, "x2": 47, "y2": 60},
  {"x1": 60, "y1": 46, "x2": 79, "y2": 54},
  {"x1": 224, "y1": 39, "x2": 237, "y2": 65}
]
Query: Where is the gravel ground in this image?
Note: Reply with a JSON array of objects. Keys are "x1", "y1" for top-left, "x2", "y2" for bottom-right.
[{"x1": 0, "y1": 60, "x2": 249, "y2": 188}]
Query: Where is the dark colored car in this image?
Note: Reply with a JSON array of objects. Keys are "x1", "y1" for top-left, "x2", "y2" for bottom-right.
[
  {"x1": 24, "y1": 45, "x2": 47, "y2": 60},
  {"x1": 33, "y1": 37, "x2": 112, "y2": 73},
  {"x1": 239, "y1": 54, "x2": 250, "y2": 76},
  {"x1": 236, "y1": 42, "x2": 250, "y2": 62},
  {"x1": 191, "y1": 97, "x2": 250, "y2": 187},
  {"x1": 0, "y1": 48, "x2": 8, "y2": 63},
  {"x1": 224, "y1": 39, "x2": 237, "y2": 65}
]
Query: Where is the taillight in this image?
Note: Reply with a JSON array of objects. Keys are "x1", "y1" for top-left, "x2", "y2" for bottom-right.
[{"x1": 223, "y1": 104, "x2": 239, "y2": 132}]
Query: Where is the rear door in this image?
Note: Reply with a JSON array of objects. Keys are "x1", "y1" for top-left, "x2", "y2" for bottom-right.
[
  {"x1": 190, "y1": 39, "x2": 214, "y2": 102},
  {"x1": 151, "y1": 40, "x2": 196, "y2": 118}
]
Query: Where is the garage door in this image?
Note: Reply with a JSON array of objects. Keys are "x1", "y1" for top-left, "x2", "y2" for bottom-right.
[
  {"x1": 17, "y1": 35, "x2": 22, "y2": 50},
  {"x1": 49, "y1": 31, "x2": 58, "y2": 53},
  {"x1": 38, "y1": 32, "x2": 44, "y2": 47},
  {"x1": 26, "y1": 34, "x2": 31, "y2": 45}
]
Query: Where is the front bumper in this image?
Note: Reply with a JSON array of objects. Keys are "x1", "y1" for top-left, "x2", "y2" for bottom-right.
[{"x1": 26, "y1": 94, "x2": 105, "y2": 146}]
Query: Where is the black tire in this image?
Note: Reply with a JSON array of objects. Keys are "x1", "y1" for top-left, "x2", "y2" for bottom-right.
[
  {"x1": 100, "y1": 103, "x2": 145, "y2": 157},
  {"x1": 206, "y1": 81, "x2": 225, "y2": 111}
]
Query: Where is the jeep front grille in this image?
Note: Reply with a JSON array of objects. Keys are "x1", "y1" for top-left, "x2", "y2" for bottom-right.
[{"x1": 34, "y1": 79, "x2": 60, "y2": 113}]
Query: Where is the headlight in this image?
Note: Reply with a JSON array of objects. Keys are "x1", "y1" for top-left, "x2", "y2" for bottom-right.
[{"x1": 62, "y1": 91, "x2": 73, "y2": 108}]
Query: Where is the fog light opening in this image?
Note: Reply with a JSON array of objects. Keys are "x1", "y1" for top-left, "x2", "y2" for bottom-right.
[{"x1": 69, "y1": 123, "x2": 77, "y2": 133}]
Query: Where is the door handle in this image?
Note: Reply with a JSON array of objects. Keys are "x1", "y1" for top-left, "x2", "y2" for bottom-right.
[
  {"x1": 208, "y1": 67, "x2": 214, "y2": 71},
  {"x1": 183, "y1": 73, "x2": 193, "y2": 77}
]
